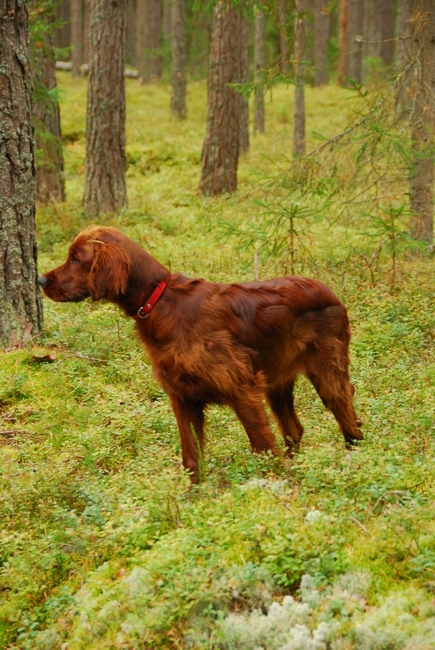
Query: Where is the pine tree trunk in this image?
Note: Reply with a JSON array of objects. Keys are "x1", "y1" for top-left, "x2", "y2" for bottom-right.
[
  {"x1": 199, "y1": 2, "x2": 242, "y2": 196},
  {"x1": 278, "y1": 0, "x2": 289, "y2": 74},
  {"x1": 293, "y1": 0, "x2": 306, "y2": 157},
  {"x1": 137, "y1": 0, "x2": 162, "y2": 83},
  {"x1": 314, "y1": 0, "x2": 328, "y2": 86},
  {"x1": 149, "y1": 0, "x2": 162, "y2": 80},
  {"x1": 84, "y1": 0, "x2": 90, "y2": 63},
  {"x1": 396, "y1": 0, "x2": 413, "y2": 112},
  {"x1": 127, "y1": 0, "x2": 137, "y2": 66},
  {"x1": 136, "y1": 0, "x2": 147, "y2": 81},
  {"x1": 409, "y1": 0, "x2": 435, "y2": 245},
  {"x1": 55, "y1": 0, "x2": 71, "y2": 54},
  {"x1": 32, "y1": 13, "x2": 66, "y2": 204},
  {"x1": 328, "y1": 4, "x2": 336, "y2": 41},
  {"x1": 239, "y1": 16, "x2": 250, "y2": 154},
  {"x1": 83, "y1": 0, "x2": 127, "y2": 215},
  {"x1": 0, "y1": 0, "x2": 43, "y2": 349},
  {"x1": 304, "y1": 0, "x2": 315, "y2": 71},
  {"x1": 254, "y1": 8, "x2": 265, "y2": 134},
  {"x1": 396, "y1": 0, "x2": 413, "y2": 67},
  {"x1": 362, "y1": 0, "x2": 380, "y2": 82},
  {"x1": 337, "y1": 0, "x2": 348, "y2": 85},
  {"x1": 164, "y1": 0, "x2": 171, "y2": 37},
  {"x1": 171, "y1": 0, "x2": 186, "y2": 118},
  {"x1": 345, "y1": 0, "x2": 363, "y2": 84},
  {"x1": 71, "y1": 0, "x2": 82, "y2": 75},
  {"x1": 380, "y1": 0, "x2": 393, "y2": 66}
]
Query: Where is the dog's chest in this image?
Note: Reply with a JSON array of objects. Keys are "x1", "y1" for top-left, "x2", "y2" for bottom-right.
[{"x1": 144, "y1": 334, "x2": 251, "y2": 400}]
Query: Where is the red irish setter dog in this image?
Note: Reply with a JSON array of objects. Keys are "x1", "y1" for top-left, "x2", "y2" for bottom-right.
[{"x1": 39, "y1": 226, "x2": 362, "y2": 483}]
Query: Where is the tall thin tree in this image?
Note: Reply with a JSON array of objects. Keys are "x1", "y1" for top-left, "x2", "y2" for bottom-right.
[
  {"x1": 200, "y1": 2, "x2": 242, "y2": 195},
  {"x1": 314, "y1": 0, "x2": 328, "y2": 86},
  {"x1": 0, "y1": 0, "x2": 43, "y2": 348},
  {"x1": 137, "y1": 0, "x2": 162, "y2": 83},
  {"x1": 84, "y1": 0, "x2": 90, "y2": 63},
  {"x1": 362, "y1": 0, "x2": 380, "y2": 82},
  {"x1": 337, "y1": 0, "x2": 348, "y2": 85},
  {"x1": 293, "y1": 0, "x2": 306, "y2": 157},
  {"x1": 380, "y1": 0, "x2": 393, "y2": 66},
  {"x1": 409, "y1": 0, "x2": 435, "y2": 244},
  {"x1": 31, "y1": 1, "x2": 66, "y2": 203},
  {"x1": 54, "y1": 0, "x2": 70, "y2": 52},
  {"x1": 396, "y1": 0, "x2": 413, "y2": 112},
  {"x1": 278, "y1": 0, "x2": 289, "y2": 74},
  {"x1": 345, "y1": 0, "x2": 363, "y2": 84},
  {"x1": 71, "y1": 0, "x2": 82, "y2": 76},
  {"x1": 126, "y1": 0, "x2": 137, "y2": 66},
  {"x1": 164, "y1": 0, "x2": 172, "y2": 37},
  {"x1": 239, "y1": 16, "x2": 250, "y2": 154},
  {"x1": 254, "y1": 8, "x2": 265, "y2": 134},
  {"x1": 83, "y1": 0, "x2": 127, "y2": 215},
  {"x1": 171, "y1": 0, "x2": 186, "y2": 118}
]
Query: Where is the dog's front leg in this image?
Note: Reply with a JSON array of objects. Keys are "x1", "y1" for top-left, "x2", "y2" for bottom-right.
[{"x1": 170, "y1": 396, "x2": 205, "y2": 484}]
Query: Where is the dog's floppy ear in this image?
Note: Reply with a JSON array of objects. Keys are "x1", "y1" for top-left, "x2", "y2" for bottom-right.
[{"x1": 88, "y1": 242, "x2": 131, "y2": 301}]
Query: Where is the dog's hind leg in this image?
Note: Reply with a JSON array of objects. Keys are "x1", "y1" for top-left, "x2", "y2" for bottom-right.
[
  {"x1": 267, "y1": 382, "x2": 304, "y2": 454},
  {"x1": 229, "y1": 384, "x2": 279, "y2": 456},
  {"x1": 170, "y1": 397, "x2": 205, "y2": 484}
]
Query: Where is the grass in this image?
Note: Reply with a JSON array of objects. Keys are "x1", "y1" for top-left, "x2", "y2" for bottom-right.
[{"x1": 1, "y1": 73, "x2": 435, "y2": 649}]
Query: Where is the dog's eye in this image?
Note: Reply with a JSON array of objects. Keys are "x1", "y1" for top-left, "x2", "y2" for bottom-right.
[{"x1": 71, "y1": 258, "x2": 80, "y2": 265}]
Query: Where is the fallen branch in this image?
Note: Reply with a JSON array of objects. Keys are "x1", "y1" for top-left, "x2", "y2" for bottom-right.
[
  {"x1": 0, "y1": 430, "x2": 31, "y2": 437},
  {"x1": 55, "y1": 61, "x2": 138, "y2": 79},
  {"x1": 372, "y1": 490, "x2": 410, "y2": 512},
  {"x1": 348, "y1": 516, "x2": 378, "y2": 540}
]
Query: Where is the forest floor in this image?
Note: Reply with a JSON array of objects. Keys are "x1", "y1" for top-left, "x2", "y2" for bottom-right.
[{"x1": 1, "y1": 75, "x2": 435, "y2": 649}]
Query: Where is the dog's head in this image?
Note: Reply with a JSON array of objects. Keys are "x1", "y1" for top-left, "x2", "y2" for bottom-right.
[{"x1": 39, "y1": 226, "x2": 131, "y2": 303}]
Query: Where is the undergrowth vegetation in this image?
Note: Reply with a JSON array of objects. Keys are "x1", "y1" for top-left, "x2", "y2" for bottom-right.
[{"x1": 1, "y1": 75, "x2": 435, "y2": 649}]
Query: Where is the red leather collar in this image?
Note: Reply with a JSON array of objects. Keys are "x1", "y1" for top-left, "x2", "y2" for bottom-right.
[{"x1": 133, "y1": 277, "x2": 170, "y2": 321}]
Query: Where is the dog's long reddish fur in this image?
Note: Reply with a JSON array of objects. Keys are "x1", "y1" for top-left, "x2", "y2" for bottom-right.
[{"x1": 40, "y1": 226, "x2": 362, "y2": 482}]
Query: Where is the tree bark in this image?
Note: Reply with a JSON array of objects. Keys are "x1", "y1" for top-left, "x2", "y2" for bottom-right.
[
  {"x1": 0, "y1": 0, "x2": 43, "y2": 349},
  {"x1": 164, "y1": 0, "x2": 171, "y2": 37},
  {"x1": 84, "y1": 0, "x2": 90, "y2": 63},
  {"x1": 337, "y1": 0, "x2": 348, "y2": 85},
  {"x1": 126, "y1": 0, "x2": 136, "y2": 66},
  {"x1": 136, "y1": 0, "x2": 147, "y2": 81},
  {"x1": 31, "y1": 8, "x2": 66, "y2": 204},
  {"x1": 345, "y1": 0, "x2": 363, "y2": 84},
  {"x1": 278, "y1": 0, "x2": 289, "y2": 74},
  {"x1": 362, "y1": 0, "x2": 381, "y2": 82},
  {"x1": 137, "y1": 0, "x2": 162, "y2": 83},
  {"x1": 293, "y1": 0, "x2": 306, "y2": 157},
  {"x1": 314, "y1": 0, "x2": 328, "y2": 86},
  {"x1": 199, "y1": 2, "x2": 242, "y2": 196},
  {"x1": 254, "y1": 8, "x2": 265, "y2": 134},
  {"x1": 71, "y1": 0, "x2": 82, "y2": 75},
  {"x1": 396, "y1": 0, "x2": 413, "y2": 111},
  {"x1": 397, "y1": 0, "x2": 413, "y2": 67},
  {"x1": 409, "y1": 0, "x2": 435, "y2": 244},
  {"x1": 83, "y1": 0, "x2": 127, "y2": 215},
  {"x1": 380, "y1": 0, "x2": 393, "y2": 66},
  {"x1": 239, "y1": 16, "x2": 250, "y2": 153},
  {"x1": 55, "y1": 0, "x2": 71, "y2": 54},
  {"x1": 171, "y1": 0, "x2": 186, "y2": 118}
]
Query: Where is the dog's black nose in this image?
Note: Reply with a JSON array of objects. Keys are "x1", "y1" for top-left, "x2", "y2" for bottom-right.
[{"x1": 38, "y1": 276, "x2": 47, "y2": 287}]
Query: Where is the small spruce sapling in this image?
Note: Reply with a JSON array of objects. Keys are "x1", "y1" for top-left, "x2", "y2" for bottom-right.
[{"x1": 362, "y1": 205, "x2": 426, "y2": 290}]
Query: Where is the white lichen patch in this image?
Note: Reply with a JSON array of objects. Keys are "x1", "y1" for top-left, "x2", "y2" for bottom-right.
[
  {"x1": 215, "y1": 580, "x2": 327, "y2": 650},
  {"x1": 238, "y1": 478, "x2": 289, "y2": 494},
  {"x1": 353, "y1": 589, "x2": 435, "y2": 649}
]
